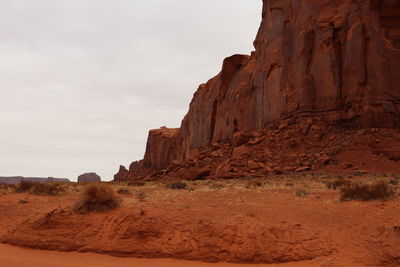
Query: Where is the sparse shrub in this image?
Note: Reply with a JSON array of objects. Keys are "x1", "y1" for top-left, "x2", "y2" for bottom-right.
[
  {"x1": 340, "y1": 179, "x2": 394, "y2": 201},
  {"x1": 33, "y1": 183, "x2": 66, "y2": 196},
  {"x1": 326, "y1": 178, "x2": 351, "y2": 190},
  {"x1": 246, "y1": 180, "x2": 263, "y2": 189},
  {"x1": 209, "y1": 182, "x2": 225, "y2": 190},
  {"x1": 166, "y1": 181, "x2": 188, "y2": 190},
  {"x1": 17, "y1": 181, "x2": 36, "y2": 192},
  {"x1": 117, "y1": 188, "x2": 131, "y2": 195},
  {"x1": 18, "y1": 199, "x2": 28, "y2": 204},
  {"x1": 73, "y1": 184, "x2": 121, "y2": 214},
  {"x1": 0, "y1": 183, "x2": 16, "y2": 194},
  {"x1": 136, "y1": 192, "x2": 146, "y2": 202},
  {"x1": 0, "y1": 183, "x2": 16, "y2": 190},
  {"x1": 17, "y1": 181, "x2": 65, "y2": 196},
  {"x1": 285, "y1": 182, "x2": 294, "y2": 187},
  {"x1": 295, "y1": 189, "x2": 309, "y2": 197},
  {"x1": 127, "y1": 180, "x2": 146, "y2": 187}
]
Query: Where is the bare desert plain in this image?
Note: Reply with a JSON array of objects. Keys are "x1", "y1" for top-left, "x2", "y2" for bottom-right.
[{"x1": 0, "y1": 175, "x2": 399, "y2": 267}]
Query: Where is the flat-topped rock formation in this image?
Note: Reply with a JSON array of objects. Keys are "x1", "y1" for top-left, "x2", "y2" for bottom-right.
[
  {"x1": 0, "y1": 176, "x2": 70, "y2": 184},
  {"x1": 115, "y1": 0, "x2": 400, "y2": 181},
  {"x1": 77, "y1": 173, "x2": 101, "y2": 183}
]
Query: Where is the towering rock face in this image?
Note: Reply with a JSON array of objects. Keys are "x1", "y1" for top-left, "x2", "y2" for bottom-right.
[{"x1": 115, "y1": 0, "x2": 400, "y2": 180}]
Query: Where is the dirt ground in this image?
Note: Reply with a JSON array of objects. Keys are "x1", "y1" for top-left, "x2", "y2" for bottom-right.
[
  {"x1": 0, "y1": 244, "x2": 303, "y2": 267},
  {"x1": 0, "y1": 174, "x2": 399, "y2": 266}
]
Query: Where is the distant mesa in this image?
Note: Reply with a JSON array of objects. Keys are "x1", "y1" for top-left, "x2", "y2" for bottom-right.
[
  {"x1": 77, "y1": 172, "x2": 101, "y2": 183},
  {"x1": 0, "y1": 176, "x2": 70, "y2": 184}
]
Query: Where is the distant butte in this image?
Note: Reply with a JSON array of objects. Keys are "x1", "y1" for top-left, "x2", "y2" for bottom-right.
[
  {"x1": 115, "y1": 0, "x2": 400, "y2": 181},
  {"x1": 77, "y1": 173, "x2": 101, "y2": 183},
  {"x1": 0, "y1": 176, "x2": 70, "y2": 184}
]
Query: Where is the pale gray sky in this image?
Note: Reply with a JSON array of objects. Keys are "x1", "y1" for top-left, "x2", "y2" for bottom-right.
[{"x1": 0, "y1": 0, "x2": 261, "y2": 181}]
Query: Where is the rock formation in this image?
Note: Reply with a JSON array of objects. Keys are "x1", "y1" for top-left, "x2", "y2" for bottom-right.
[
  {"x1": 77, "y1": 173, "x2": 101, "y2": 183},
  {"x1": 0, "y1": 177, "x2": 70, "y2": 184},
  {"x1": 115, "y1": 0, "x2": 400, "y2": 181}
]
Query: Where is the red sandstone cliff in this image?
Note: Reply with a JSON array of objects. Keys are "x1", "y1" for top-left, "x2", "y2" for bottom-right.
[{"x1": 115, "y1": 0, "x2": 400, "y2": 181}]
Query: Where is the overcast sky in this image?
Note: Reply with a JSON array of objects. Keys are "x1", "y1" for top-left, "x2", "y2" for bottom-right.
[{"x1": 0, "y1": 0, "x2": 261, "y2": 181}]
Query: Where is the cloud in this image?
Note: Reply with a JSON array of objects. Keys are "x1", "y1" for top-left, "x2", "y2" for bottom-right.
[{"x1": 0, "y1": 0, "x2": 261, "y2": 180}]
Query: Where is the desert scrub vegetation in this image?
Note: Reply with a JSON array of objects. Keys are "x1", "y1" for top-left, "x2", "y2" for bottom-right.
[
  {"x1": 0, "y1": 183, "x2": 16, "y2": 195},
  {"x1": 16, "y1": 181, "x2": 66, "y2": 196},
  {"x1": 136, "y1": 192, "x2": 146, "y2": 202},
  {"x1": 127, "y1": 180, "x2": 146, "y2": 187},
  {"x1": 295, "y1": 189, "x2": 309, "y2": 197},
  {"x1": 166, "y1": 181, "x2": 188, "y2": 190},
  {"x1": 325, "y1": 177, "x2": 352, "y2": 190},
  {"x1": 73, "y1": 183, "x2": 121, "y2": 214},
  {"x1": 209, "y1": 182, "x2": 225, "y2": 190},
  {"x1": 245, "y1": 180, "x2": 263, "y2": 189},
  {"x1": 117, "y1": 188, "x2": 131, "y2": 195},
  {"x1": 340, "y1": 179, "x2": 395, "y2": 201}
]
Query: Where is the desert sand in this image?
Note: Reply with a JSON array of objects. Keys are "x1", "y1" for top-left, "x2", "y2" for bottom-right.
[
  {"x1": 0, "y1": 176, "x2": 399, "y2": 266},
  {"x1": 0, "y1": 244, "x2": 287, "y2": 267}
]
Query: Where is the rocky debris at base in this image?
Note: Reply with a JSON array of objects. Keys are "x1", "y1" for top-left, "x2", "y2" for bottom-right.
[{"x1": 116, "y1": 123, "x2": 400, "y2": 181}]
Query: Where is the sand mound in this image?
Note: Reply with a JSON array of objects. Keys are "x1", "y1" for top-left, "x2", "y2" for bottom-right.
[{"x1": 3, "y1": 208, "x2": 331, "y2": 264}]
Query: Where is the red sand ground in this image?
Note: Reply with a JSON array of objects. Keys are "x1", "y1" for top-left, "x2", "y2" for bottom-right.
[
  {"x1": 0, "y1": 177, "x2": 399, "y2": 266},
  {"x1": 0, "y1": 244, "x2": 287, "y2": 267}
]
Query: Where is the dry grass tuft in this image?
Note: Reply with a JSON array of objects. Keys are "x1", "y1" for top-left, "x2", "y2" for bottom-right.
[
  {"x1": 0, "y1": 183, "x2": 17, "y2": 194},
  {"x1": 17, "y1": 181, "x2": 66, "y2": 196},
  {"x1": 117, "y1": 188, "x2": 131, "y2": 195},
  {"x1": 340, "y1": 179, "x2": 394, "y2": 201},
  {"x1": 127, "y1": 180, "x2": 146, "y2": 187},
  {"x1": 73, "y1": 183, "x2": 121, "y2": 214},
  {"x1": 166, "y1": 181, "x2": 188, "y2": 190},
  {"x1": 326, "y1": 178, "x2": 351, "y2": 190},
  {"x1": 295, "y1": 189, "x2": 309, "y2": 197},
  {"x1": 136, "y1": 192, "x2": 147, "y2": 202},
  {"x1": 209, "y1": 182, "x2": 225, "y2": 190},
  {"x1": 246, "y1": 180, "x2": 263, "y2": 189}
]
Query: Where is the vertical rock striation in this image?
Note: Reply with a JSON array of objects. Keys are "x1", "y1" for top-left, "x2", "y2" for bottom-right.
[{"x1": 115, "y1": 0, "x2": 400, "y2": 180}]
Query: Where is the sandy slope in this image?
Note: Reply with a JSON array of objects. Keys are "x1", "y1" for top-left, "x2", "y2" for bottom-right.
[{"x1": 0, "y1": 244, "x2": 313, "y2": 267}]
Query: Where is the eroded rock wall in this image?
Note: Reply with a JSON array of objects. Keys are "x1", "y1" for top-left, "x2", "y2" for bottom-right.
[{"x1": 115, "y1": 0, "x2": 400, "y2": 179}]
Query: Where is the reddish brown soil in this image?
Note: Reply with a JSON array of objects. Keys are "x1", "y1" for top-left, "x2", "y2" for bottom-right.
[
  {"x1": 0, "y1": 244, "x2": 291, "y2": 267},
  {"x1": 1, "y1": 177, "x2": 399, "y2": 266}
]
